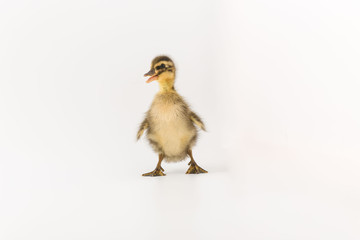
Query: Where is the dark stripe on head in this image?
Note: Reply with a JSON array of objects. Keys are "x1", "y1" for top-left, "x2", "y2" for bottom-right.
[{"x1": 151, "y1": 55, "x2": 174, "y2": 67}]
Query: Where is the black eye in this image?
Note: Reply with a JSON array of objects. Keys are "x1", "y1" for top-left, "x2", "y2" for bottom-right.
[{"x1": 156, "y1": 64, "x2": 166, "y2": 70}]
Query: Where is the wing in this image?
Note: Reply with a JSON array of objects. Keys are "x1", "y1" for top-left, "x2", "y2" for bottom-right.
[
  {"x1": 137, "y1": 118, "x2": 149, "y2": 140},
  {"x1": 190, "y1": 111, "x2": 206, "y2": 131}
]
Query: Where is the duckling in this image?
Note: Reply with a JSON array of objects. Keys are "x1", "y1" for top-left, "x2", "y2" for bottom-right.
[{"x1": 137, "y1": 55, "x2": 208, "y2": 176}]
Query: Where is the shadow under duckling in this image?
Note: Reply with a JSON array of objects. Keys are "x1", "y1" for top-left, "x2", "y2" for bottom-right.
[{"x1": 137, "y1": 55, "x2": 207, "y2": 176}]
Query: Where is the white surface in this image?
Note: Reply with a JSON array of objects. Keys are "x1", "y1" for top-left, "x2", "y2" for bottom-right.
[{"x1": 1, "y1": 0, "x2": 360, "y2": 239}]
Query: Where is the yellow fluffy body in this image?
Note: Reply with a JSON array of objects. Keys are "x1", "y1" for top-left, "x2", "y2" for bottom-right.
[{"x1": 137, "y1": 56, "x2": 205, "y2": 162}]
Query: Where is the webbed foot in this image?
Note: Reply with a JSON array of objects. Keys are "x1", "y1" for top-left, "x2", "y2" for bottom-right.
[
  {"x1": 186, "y1": 163, "x2": 208, "y2": 174},
  {"x1": 142, "y1": 167, "x2": 166, "y2": 177}
]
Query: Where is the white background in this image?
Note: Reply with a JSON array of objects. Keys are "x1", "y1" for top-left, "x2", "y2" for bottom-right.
[{"x1": 1, "y1": 0, "x2": 359, "y2": 239}]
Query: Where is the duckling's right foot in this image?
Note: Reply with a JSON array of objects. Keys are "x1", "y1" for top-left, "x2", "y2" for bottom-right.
[{"x1": 142, "y1": 167, "x2": 166, "y2": 177}]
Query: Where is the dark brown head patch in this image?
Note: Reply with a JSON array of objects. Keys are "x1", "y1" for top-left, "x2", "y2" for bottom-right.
[{"x1": 151, "y1": 55, "x2": 174, "y2": 68}]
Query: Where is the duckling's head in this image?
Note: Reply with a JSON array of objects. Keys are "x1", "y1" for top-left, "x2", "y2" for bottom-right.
[{"x1": 144, "y1": 55, "x2": 176, "y2": 91}]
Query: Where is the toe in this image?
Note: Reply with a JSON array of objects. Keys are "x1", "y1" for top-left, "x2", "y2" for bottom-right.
[
  {"x1": 186, "y1": 165, "x2": 197, "y2": 174},
  {"x1": 186, "y1": 165, "x2": 208, "y2": 174},
  {"x1": 142, "y1": 171, "x2": 154, "y2": 176},
  {"x1": 142, "y1": 169, "x2": 166, "y2": 177},
  {"x1": 196, "y1": 166, "x2": 208, "y2": 173}
]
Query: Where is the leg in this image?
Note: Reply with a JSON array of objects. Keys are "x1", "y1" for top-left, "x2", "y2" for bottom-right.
[
  {"x1": 186, "y1": 149, "x2": 208, "y2": 174},
  {"x1": 142, "y1": 154, "x2": 166, "y2": 177}
]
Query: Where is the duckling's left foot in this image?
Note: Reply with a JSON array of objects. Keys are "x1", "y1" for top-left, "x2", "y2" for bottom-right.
[
  {"x1": 186, "y1": 149, "x2": 208, "y2": 174},
  {"x1": 186, "y1": 163, "x2": 208, "y2": 174}
]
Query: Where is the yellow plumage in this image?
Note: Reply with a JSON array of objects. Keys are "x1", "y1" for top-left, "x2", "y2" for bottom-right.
[{"x1": 137, "y1": 56, "x2": 207, "y2": 176}]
